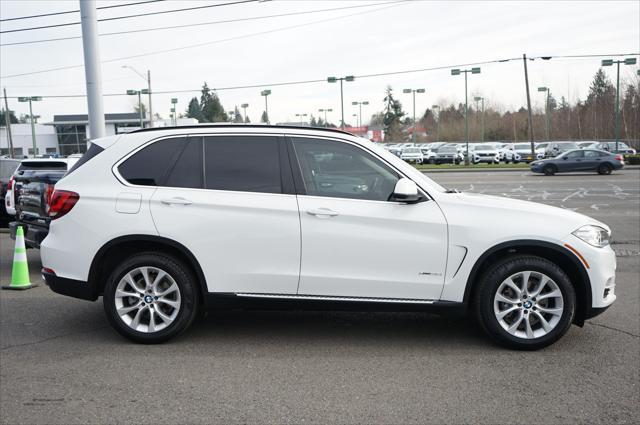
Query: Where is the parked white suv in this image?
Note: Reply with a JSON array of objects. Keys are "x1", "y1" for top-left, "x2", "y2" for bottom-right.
[{"x1": 40, "y1": 125, "x2": 616, "y2": 349}]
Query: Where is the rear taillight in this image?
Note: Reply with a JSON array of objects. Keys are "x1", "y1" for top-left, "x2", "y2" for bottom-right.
[
  {"x1": 44, "y1": 184, "x2": 55, "y2": 213},
  {"x1": 48, "y1": 190, "x2": 79, "y2": 220},
  {"x1": 615, "y1": 154, "x2": 623, "y2": 162},
  {"x1": 7, "y1": 176, "x2": 14, "y2": 190}
]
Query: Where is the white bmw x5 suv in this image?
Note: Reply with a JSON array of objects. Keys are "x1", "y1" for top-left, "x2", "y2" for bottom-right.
[{"x1": 40, "y1": 125, "x2": 616, "y2": 349}]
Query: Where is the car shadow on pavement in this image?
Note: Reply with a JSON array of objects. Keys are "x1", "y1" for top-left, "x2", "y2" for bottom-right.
[{"x1": 181, "y1": 309, "x2": 494, "y2": 350}]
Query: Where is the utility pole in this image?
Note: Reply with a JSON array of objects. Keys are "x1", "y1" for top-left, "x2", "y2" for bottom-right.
[
  {"x1": 3, "y1": 88, "x2": 14, "y2": 158},
  {"x1": 147, "y1": 70, "x2": 153, "y2": 127},
  {"x1": 522, "y1": 54, "x2": 535, "y2": 158},
  {"x1": 18, "y1": 96, "x2": 41, "y2": 156},
  {"x1": 80, "y1": 0, "x2": 106, "y2": 140}
]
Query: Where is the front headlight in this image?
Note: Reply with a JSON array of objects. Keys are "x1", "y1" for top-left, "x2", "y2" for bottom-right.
[{"x1": 572, "y1": 225, "x2": 610, "y2": 247}]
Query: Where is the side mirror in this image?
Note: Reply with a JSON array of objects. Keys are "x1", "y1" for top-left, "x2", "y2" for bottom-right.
[{"x1": 390, "y1": 178, "x2": 423, "y2": 203}]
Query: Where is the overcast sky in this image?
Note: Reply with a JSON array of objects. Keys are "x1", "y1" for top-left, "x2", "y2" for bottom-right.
[{"x1": 1, "y1": 0, "x2": 638, "y2": 125}]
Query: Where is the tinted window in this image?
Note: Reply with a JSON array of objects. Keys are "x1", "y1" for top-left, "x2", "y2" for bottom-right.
[
  {"x1": 66, "y1": 143, "x2": 104, "y2": 175},
  {"x1": 118, "y1": 137, "x2": 186, "y2": 186},
  {"x1": 292, "y1": 137, "x2": 399, "y2": 201},
  {"x1": 165, "y1": 138, "x2": 203, "y2": 189},
  {"x1": 565, "y1": 150, "x2": 584, "y2": 159},
  {"x1": 204, "y1": 135, "x2": 281, "y2": 193}
]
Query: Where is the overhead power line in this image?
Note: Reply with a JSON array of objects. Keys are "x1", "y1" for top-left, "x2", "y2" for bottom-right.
[
  {"x1": 1, "y1": 1, "x2": 404, "y2": 47},
  {"x1": 5, "y1": 53, "x2": 638, "y2": 99},
  {"x1": 0, "y1": 0, "x2": 167, "y2": 22},
  {"x1": 1, "y1": 1, "x2": 409, "y2": 79},
  {"x1": 0, "y1": 0, "x2": 258, "y2": 34}
]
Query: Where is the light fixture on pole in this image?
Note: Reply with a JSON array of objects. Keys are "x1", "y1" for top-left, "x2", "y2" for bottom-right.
[
  {"x1": 295, "y1": 113, "x2": 308, "y2": 126},
  {"x1": 170, "y1": 98, "x2": 178, "y2": 126},
  {"x1": 126, "y1": 89, "x2": 149, "y2": 128},
  {"x1": 351, "y1": 101, "x2": 369, "y2": 128},
  {"x1": 451, "y1": 67, "x2": 481, "y2": 165},
  {"x1": 402, "y1": 88, "x2": 425, "y2": 142},
  {"x1": 318, "y1": 108, "x2": 333, "y2": 127},
  {"x1": 474, "y1": 96, "x2": 485, "y2": 142},
  {"x1": 241, "y1": 103, "x2": 249, "y2": 124},
  {"x1": 260, "y1": 90, "x2": 271, "y2": 124},
  {"x1": 17, "y1": 96, "x2": 42, "y2": 157},
  {"x1": 327, "y1": 75, "x2": 355, "y2": 130},
  {"x1": 602, "y1": 57, "x2": 637, "y2": 152},
  {"x1": 123, "y1": 65, "x2": 153, "y2": 127},
  {"x1": 537, "y1": 87, "x2": 551, "y2": 140},
  {"x1": 431, "y1": 105, "x2": 440, "y2": 142}
]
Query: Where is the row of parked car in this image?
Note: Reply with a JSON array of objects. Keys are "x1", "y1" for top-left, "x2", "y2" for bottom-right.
[{"x1": 384, "y1": 140, "x2": 637, "y2": 165}]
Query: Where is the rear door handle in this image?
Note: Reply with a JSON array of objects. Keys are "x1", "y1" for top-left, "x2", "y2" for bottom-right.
[
  {"x1": 307, "y1": 207, "x2": 339, "y2": 218},
  {"x1": 161, "y1": 197, "x2": 193, "y2": 206}
]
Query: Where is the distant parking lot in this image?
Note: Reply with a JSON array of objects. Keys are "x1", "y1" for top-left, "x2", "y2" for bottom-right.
[{"x1": 1, "y1": 169, "x2": 638, "y2": 424}]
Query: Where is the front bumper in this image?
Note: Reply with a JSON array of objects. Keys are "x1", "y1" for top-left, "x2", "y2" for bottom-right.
[
  {"x1": 42, "y1": 269, "x2": 98, "y2": 301},
  {"x1": 9, "y1": 221, "x2": 49, "y2": 248}
]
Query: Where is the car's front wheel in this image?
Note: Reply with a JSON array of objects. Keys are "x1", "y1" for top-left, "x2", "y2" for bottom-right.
[
  {"x1": 543, "y1": 164, "x2": 556, "y2": 175},
  {"x1": 103, "y1": 253, "x2": 200, "y2": 343},
  {"x1": 475, "y1": 255, "x2": 576, "y2": 350}
]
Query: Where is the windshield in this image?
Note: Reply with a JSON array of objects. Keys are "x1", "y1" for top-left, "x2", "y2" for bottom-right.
[
  {"x1": 403, "y1": 148, "x2": 421, "y2": 153},
  {"x1": 474, "y1": 144, "x2": 497, "y2": 150},
  {"x1": 514, "y1": 144, "x2": 532, "y2": 150},
  {"x1": 438, "y1": 147, "x2": 457, "y2": 153},
  {"x1": 558, "y1": 142, "x2": 579, "y2": 149}
]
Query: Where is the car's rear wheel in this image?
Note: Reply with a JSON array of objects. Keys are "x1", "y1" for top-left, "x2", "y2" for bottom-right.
[
  {"x1": 475, "y1": 255, "x2": 576, "y2": 350},
  {"x1": 103, "y1": 253, "x2": 199, "y2": 343},
  {"x1": 543, "y1": 164, "x2": 556, "y2": 176},
  {"x1": 598, "y1": 163, "x2": 613, "y2": 175}
]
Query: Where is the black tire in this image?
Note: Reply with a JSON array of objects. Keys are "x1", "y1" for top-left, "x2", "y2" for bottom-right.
[
  {"x1": 474, "y1": 255, "x2": 576, "y2": 350},
  {"x1": 428, "y1": 158, "x2": 436, "y2": 165},
  {"x1": 543, "y1": 164, "x2": 556, "y2": 176},
  {"x1": 103, "y1": 252, "x2": 200, "y2": 344},
  {"x1": 597, "y1": 163, "x2": 612, "y2": 175}
]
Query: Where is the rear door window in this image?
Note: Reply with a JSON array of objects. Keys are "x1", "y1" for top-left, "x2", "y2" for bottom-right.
[
  {"x1": 204, "y1": 135, "x2": 281, "y2": 194},
  {"x1": 118, "y1": 137, "x2": 186, "y2": 186}
]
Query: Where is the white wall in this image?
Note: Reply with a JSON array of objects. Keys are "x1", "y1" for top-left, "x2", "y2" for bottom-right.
[{"x1": 1, "y1": 124, "x2": 58, "y2": 157}]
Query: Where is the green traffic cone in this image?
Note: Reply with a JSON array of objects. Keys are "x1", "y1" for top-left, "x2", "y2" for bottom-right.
[{"x1": 2, "y1": 226, "x2": 37, "y2": 290}]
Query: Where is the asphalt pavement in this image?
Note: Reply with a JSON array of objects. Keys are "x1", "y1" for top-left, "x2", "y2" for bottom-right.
[{"x1": 1, "y1": 169, "x2": 638, "y2": 424}]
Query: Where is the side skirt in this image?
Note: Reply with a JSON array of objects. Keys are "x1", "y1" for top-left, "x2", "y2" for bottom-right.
[{"x1": 204, "y1": 293, "x2": 465, "y2": 313}]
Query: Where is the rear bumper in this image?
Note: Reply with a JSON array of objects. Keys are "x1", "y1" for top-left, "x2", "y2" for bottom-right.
[
  {"x1": 9, "y1": 221, "x2": 49, "y2": 248},
  {"x1": 42, "y1": 270, "x2": 98, "y2": 301}
]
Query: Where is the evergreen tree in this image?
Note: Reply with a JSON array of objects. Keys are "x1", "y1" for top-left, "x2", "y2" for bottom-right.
[
  {"x1": 383, "y1": 86, "x2": 405, "y2": 141},
  {"x1": 186, "y1": 97, "x2": 203, "y2": 122},
  {"x1": 261, "y1": 111, "x2": 269, "y2": 124},
  {"x1": 199, "y1": 82, "x2": 228, "y2": 122},
  {"x1": 309, "y1": 115, "x2": 318, "y2": 127},
  {"x1": 233, "y1": 106, "x2": 243, "y2": 123},
  {"x1": 0, "y1": 108, "x2": 19, "y2": 125}
]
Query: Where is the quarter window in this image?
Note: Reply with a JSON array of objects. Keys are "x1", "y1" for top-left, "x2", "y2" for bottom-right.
[
  {"x1": 165, "y1": 138, "x2": 204, "y2": 189},
  {"x1": 291, "y1": 137, "x2": 399, "y2": 201},
  {"x1": 204, "y1": 135, "x2": 282, "y2": 193},
  {"x1": 118, "y1": 137, "x2": 186, "y2": 186}
]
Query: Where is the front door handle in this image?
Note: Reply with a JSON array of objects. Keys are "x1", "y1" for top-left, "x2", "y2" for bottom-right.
[
  {"x1": 161, "y1": 197, "x2": 193, "y2": 206},
  {"x1": 307, "y1": 207, "x2": 339, "y2": 218}
]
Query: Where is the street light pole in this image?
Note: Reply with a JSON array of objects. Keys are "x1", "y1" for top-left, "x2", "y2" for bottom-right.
[
  {"x1": 123, "y1": 65, "x2": 152, "y2": 127},
  {"x1": 295, "y1": 113, "x2": 308, "y2": 126},
  {"x1": 171, "y1": 98, "x2": 178, "y2": 126},
  {"x1": 537, "y1": 87, "x2": 551, "y2": 140},
  {"x1": 602, "y1": 57, "x2": 637, "y2": 152},
  {"x1": 260, "y1": 90, "x2": 271, "y2": 124},
  {"x1": 431, "y1": 105, "x2": 440, "y2": 142},
  {"x1": 351, "y1": 101, "x2": 369, "y2": 128},
  {"x1": 18, "y1": 96, "x2": 42, "y2": 157},
  {"x1": 327, "y1": 75, "x2": 355, "y2": 130},
  {"x1": 403, "y1": 89, "x2": 425, "y2": 143},
  {"x1": 319, "y1": 108, "x2": 332, "y2": 127},
  {"x1": 241, "y1": 103, "x2": 249, "y2": 124},
  {"x1": 126, "y1": 89, "x2": 148, "y2": 128},
  {"x1": 451, "y1": 68, "x2": 480, "y2": 164},
  {"x1": 474, "y1": 96, "x2": 485, "y2": 142}
]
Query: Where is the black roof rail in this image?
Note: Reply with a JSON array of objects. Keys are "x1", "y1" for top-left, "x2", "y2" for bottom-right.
[{"x1": 130, "y1": 123, "x2": 354, "y2": 136}]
